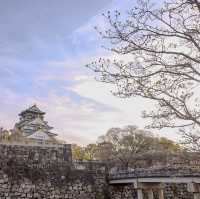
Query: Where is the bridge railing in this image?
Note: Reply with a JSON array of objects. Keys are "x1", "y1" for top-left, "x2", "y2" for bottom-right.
[
  {"x1": 72, "y1": 160, "x2": 106, "y2": 172},
  {"x1": 109, "y1": 170, "x2": 138, "y2": 180},
  {"x1": 109, "y1": 166, "x2": 200, "y2": 180}
]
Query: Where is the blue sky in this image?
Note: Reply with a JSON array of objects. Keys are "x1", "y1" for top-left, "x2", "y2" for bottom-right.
[{"x1": 0, "y1": 0, "x2": 176, "y2": 145}]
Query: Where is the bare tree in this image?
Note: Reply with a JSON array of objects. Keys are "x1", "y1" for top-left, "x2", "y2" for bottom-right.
[
  {"x1": 96, "y1": 126, "x2": 160, "y2": 168},
  {"x1": 88, "y1": 0, "x2": 200, "y2": 138},
  {"x1": 180, "y1": 129, "x2": 200, "y2": 151}
]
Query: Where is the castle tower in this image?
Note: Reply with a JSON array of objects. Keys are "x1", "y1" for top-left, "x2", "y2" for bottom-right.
[{"x1": 15, "y1": 104, "x2": 57, "y2": 144}]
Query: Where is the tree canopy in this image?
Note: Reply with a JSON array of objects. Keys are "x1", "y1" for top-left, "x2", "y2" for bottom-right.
[
  {"x1": 72, "y1": 125, "x2": 181, "y2": 168},
  {"x1": 88, "y1": 0, "x2": 200, "y2": 138},
  {"x1": 96, "y1": 125, "x2": 180, "y2": 168}
]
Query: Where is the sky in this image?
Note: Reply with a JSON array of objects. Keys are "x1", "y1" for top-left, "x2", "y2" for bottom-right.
[{"x1": 0, "y1": 0, "x2": 178, "y2": 145}]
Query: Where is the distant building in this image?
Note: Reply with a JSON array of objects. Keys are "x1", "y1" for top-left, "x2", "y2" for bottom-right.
[{"x1": 15, "y1": 105, "x2": 58, "y2": 144}]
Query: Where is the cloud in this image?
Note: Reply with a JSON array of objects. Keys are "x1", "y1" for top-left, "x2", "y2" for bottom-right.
[
  {"x1": 70, "y1": 76, "x2": 151, "y2": 125},
  {"x1": 69, "y1": 75, "x2": 181, "y2": 142}
]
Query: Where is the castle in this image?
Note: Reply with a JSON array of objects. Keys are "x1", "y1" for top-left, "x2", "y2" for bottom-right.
[{"x1": 14, "y1": 104, "x2": 58, "y2": 144}]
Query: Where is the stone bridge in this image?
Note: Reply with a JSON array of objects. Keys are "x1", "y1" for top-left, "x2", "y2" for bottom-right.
[{"x1": 109, "y1": 167, "x2": 200, "y2": 199}]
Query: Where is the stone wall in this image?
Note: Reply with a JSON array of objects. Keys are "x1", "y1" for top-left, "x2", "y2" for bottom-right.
[
  {"x1": 0, "y1": 143, "x2": 109, "y2": 199},
  {"x1": 0, "y1": 143, "x2": 198, "y2": 199},
  {"x1": 109, "y1": 183, "x2": 194, "y2": 199},
  {"x1": 0, "y1": 143, "x2": 72, "y2": 165},
  {"x1": 0, "y1": 170, "x2": 108, "y2": 199}
]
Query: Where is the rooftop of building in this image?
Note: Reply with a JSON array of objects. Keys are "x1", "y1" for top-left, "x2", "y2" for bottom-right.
[{"x1": 19, "y1": 104, "x2": 45, "y2": 116}]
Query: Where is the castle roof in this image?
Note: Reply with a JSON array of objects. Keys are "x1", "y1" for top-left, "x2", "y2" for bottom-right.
[
  {"x1": 25, "y1": 129, "x2": 57, "y2": 140},
  {"x1": 26, "y1": 129, "x2": 52, "y2": 140},
  {"x1": 27, "y1": 118, "x2": 53, "y2": 130},
  {"x1": 19, "y1": 105, "x2": 45, "y2": 116},
  {"x1": 28, "y1": 117, "x2": 46, "y2": 126}
]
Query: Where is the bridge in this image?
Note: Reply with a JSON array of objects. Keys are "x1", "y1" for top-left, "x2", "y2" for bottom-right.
[{"x1": 109, "y1": 167, "x2": 200, "y2": 199}]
